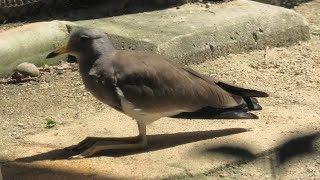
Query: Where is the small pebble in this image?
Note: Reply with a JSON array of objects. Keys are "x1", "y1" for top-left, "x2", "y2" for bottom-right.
[
  {"x1": 57, "y1": 70, "x2": 64, "y2": 75},
  {"x1": 205, "y1": 2, "x2": 211, "y2": 8},
  {"x1": 17, "y1": 122, "x2": 24, "y2": 127}
]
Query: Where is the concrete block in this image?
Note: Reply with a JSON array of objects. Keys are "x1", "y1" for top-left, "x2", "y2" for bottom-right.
[{"x1": 77, "y1": 0, "x2": 309, "y2": 65}]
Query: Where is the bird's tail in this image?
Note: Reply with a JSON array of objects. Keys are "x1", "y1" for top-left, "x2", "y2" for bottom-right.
[
  {"x1": 174, "y1": 67, "x2": 268, "y2": 119},
  {"x1": 172, "y1": 82, "x2": 268, "y2": 120},
  {"x1": 216, "y1": 81, "x2": 269, "y2": 98}
]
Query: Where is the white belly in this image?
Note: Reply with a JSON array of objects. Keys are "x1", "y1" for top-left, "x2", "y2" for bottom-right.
[{"x1": 116, "y1": 87, "x2": 185, "y2": 125}]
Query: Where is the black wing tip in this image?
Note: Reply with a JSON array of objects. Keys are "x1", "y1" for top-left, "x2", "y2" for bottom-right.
[
  {"x1": 217, "y1": 81, "x2": 269, "y2": 98},
  {"x1": 258, "y1": 91, "x2": 269, "y2": 97},
  {"x1": 246, "y1": 90, "x2": 269, "y2": 98}
]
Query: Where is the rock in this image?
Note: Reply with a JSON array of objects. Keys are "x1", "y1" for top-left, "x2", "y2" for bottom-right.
[
  {"x1": 10, "y1": 71, "x2": 24, "y2": 80},
  {"x1": 16, "y1": 62, "x2": 39, "y2": 77},
  {"x1": 205, "y1": 2, "x2": 211, "y2": 8},
  {"x1": 17, "y1": 122, "x2": 24, "y2": 127},
  {"x1": 0, "y1": 21, "x2": 73, "y2": 78}
]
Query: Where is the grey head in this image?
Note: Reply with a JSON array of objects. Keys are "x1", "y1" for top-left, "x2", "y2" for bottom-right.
[{"x1": 46, "y1": 28, "x2": 115, "y2": 63}]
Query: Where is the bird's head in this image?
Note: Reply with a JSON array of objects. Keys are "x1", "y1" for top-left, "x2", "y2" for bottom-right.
[{"x1": 46, "y1": 28, "x2": 114, "y2": 62}]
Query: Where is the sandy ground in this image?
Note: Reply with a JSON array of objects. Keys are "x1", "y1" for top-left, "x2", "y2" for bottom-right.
[{"x1": 0, "y1": 0, "x2": 320, "y2": 179}]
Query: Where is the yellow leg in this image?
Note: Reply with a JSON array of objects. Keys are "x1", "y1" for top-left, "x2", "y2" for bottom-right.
[{"x1": 70, "y1": 121, "x2": 147, "y2": 159}]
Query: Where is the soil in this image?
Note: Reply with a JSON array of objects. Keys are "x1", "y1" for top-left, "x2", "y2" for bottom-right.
[{"x1": 0, "y1": 0, "x2": 320, "y2": 179}]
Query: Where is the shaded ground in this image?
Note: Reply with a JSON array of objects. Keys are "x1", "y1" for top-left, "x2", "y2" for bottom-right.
[
  {"x1": 0, "y1": 0, "x2": 229, "y2": 27},
  {"x1": 0, "y1": 0, "x2": 320, "y2": 179},
  {"x1": 0, "y1": 0, "x2": 315, "y2": 33}
]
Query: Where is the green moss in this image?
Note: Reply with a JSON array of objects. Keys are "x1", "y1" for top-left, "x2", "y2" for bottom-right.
[
  {"x1": 45, "y1": 118, "x2": 57, "y2": 129},
  {"x1": 311, "y1": 24, "x2": 320, "y2": 36}
]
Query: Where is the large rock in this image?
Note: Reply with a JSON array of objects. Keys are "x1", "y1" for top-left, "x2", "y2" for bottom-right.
[
  {"x1": 0, "y1": 21, "x2": 74, "y2": 78},
  {"x1": 76, "y1": 0, "x2": 309, "y2": 65}
]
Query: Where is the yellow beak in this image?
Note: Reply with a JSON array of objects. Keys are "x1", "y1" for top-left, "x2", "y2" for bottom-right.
[{"x1": 46, "y1": 45, "x2": 70, "y2": 59}]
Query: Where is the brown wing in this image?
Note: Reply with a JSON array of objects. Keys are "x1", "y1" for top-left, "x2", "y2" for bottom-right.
[
  {"x1": 111, "y1": 51, "x2": 242, "y2": 114},
  {"x1": 181, "y1": 66, "x2": 269, "y2": 97}
]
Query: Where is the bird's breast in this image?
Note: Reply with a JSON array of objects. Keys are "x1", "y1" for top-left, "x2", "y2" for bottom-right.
[{"x1": 81, "y1": 73, "x2": 121, "y2": 111}]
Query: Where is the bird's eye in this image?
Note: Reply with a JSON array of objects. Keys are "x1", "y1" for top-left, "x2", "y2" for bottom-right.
[{"x1": 80, "y1": 35, "x2": 90, "y2": 43}]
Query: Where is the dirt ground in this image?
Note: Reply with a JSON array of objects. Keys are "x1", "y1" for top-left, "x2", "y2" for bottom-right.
[{"x1": 1, "y1": 0, "x2": 320, "y2": 179}]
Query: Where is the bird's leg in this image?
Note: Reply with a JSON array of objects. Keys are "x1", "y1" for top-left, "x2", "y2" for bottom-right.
[{"x1": 70, "y1": 121, "x2": 147, "y2": 159}]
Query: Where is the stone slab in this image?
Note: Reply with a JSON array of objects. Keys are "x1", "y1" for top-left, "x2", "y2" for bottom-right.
[{"x1": 76, "y1": 0, "x2": 309, "y2": 65}]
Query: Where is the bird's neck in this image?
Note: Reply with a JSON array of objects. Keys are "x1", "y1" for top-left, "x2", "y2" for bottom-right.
[
  {"x1": 78, "y1": 50, "x2": 115, "y2": 74},
  {"x1": 78, "y1": 38, "x2": 116, "y2": 73},
  {"x1": 78, "y1": 59, "x2": 92, "y2": 74}
]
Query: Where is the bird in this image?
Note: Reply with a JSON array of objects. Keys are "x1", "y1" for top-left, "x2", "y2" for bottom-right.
[{"x1": 46, "y1": 28, "x2": 268, "y2": 158}]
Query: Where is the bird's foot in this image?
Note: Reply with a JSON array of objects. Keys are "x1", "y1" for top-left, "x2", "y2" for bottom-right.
[
  {"x1": 68, "y1": 136, "x2": 146, "y2": 159},
  {"x1": 66, "y1": 136, "x2": 140, "y2": 151}
]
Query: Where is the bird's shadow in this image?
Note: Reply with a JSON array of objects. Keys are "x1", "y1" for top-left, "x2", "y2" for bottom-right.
[
  {"x1": 202, "y1": 132, "x2": 320, "y2": 166},
  {"x1": 14, "y1": 128, "x2": 249, "y2": 162},
  {"x1": 274, "y1": 132, "x2": 320, "y2": 166},
  {"x1": 204, "y1": 146, "x2": 256, "y2": 161}
]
